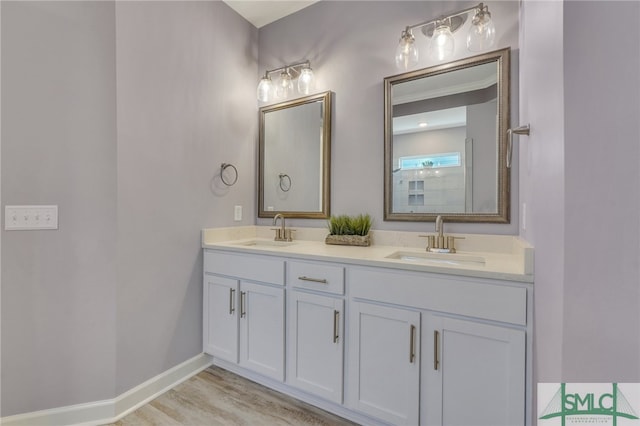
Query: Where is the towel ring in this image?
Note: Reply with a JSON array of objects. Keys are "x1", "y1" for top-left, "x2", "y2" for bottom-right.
[
  {"x1": 220, "y1": 163, "x2": 238, "y2": 186},
  {"x1": 279, "y1": 173, "x2": 291, "y2": 192}
]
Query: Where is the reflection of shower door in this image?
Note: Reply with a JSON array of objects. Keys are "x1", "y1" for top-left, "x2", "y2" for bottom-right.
[{"x1": 465, "y1": 138, "x2": 473, "y2": 212}]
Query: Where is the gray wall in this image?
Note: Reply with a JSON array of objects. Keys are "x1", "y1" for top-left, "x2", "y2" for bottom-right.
[
  {"x1": 1, "y1": 0, "x2": 257, "y2": 416},
  {"x1": 1, "y1": 1, "x2": 117, "y2": 414},
  {"x1": 518, "y1": 0, "x2": 566, "y2": 384},
  {"x1": 467, "y1": 100, "x2": 498, "y2": 212},
  {"x1": 114, "y1": 0, "x2": 256, "y2": 396},
  {"x1": 256, "y1": 0, "x2": 520, "y2": 234},
  {"x1": 561, "y1": 1, "x2": 639, "y2": 381},
  {"x1": 519, "y1": 0, "x2": 640, "y2": 389}
]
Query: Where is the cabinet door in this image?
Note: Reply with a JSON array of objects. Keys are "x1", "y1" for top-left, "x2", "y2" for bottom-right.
[
  {"x1": 287, "y1": 291, "x2": 344, "y2": 403},
  {"x1": 203, "y1": 275, "x2": 239, "y2": 363},
  {"x1": 239, "y1": 281, "x2": 285, "y2": 381},
  {"x1": 424, "y1": 315, "x2": 525, "y2": 426},
  {"x1": 348, "y1": 301, "x2": 420, "y2": 425}
]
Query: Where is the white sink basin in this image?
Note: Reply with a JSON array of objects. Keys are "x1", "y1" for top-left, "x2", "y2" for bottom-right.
[
  {"x1": 234, "y1": 239, "x2": 297, "y2": 247},
  {"x1": 385, "y1": 250, "x2": 486, "y2": 266}
]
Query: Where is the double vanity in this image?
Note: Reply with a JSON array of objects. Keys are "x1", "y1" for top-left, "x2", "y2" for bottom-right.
[
  {"x1": 210, "y1": 34, "x2": 524, "y2": 426},
  {"x1": 202, "y1": 226, "x2": 533, "y2": 425}
]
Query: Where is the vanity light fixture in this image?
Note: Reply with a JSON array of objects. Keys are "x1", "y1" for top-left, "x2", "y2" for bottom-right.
[
  {"x1": 395, "y1": 2, "x2": 496, "y2": 70},
  {"x1": 257, "y1": 60, "x2": 315, "y2": 102}
]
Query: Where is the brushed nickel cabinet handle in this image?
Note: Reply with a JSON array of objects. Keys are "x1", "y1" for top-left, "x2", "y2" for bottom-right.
[
  {"x1": 229, "y1": 288, "x2": 235, "y2": 315},
  {"x1": 298, "y1": 276, "x2": 328, "y2": 284},
  {"x1": 333, "y1": 310, "x2": 340, "y2": 343},
  {"x1": 409, "y1": 325, "x2": 416, "y2": 363},
  {"x1": 434, "y1": 330, "x2": 440, "y2": 370},
  {"x1": 240, "y1": 291, "x2": 246, "y2": 318}
]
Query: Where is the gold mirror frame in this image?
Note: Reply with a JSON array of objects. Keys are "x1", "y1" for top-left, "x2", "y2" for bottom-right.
[
  {"x1": 384, "y1": 48, "x2": 510, "y2": 223},
  {"x1": 258, "y1": 91, "x2": 332, "y2": 219}
]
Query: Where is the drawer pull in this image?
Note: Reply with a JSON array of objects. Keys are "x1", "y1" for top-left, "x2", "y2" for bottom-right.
[
  {"x1": 229, "y1": 288, "x2": 235, "y2": 315},
  {"x1": 434, "y1": 330, "x2": 440, "y2": 370},
  {"x1": 240, "y1": 291, "x2": 246, "y2": 318},
  {"x1": 333, "y1": 310, "x2": 340, "y2": 343},
  {"x1": 409, "y1": 325, "x2": 416, "y2": 363},
  {"x1": 298, "y1": 276, "x2": 328, "y2": 284}
]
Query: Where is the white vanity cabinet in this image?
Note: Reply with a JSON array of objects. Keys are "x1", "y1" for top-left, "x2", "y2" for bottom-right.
[
  {"x1": 349, "y1": 266, "x2": 529, "y2": 426},
  {"x1": 423, "y1": 314, "x2": 525, "y2": 426},
  {"x1": 203, "y1": 251, "x2": 285, "y2": 381},
  {"x1": 203, "y1": 274, "x2": 239, "y2": 362},
  {"x1": 203, "y1": 243, "x2": 532, "y2": 426},
  {"x1": 286, "y1": 260, "x2": 345, "y2": 404},
  {"x1": 348, "y1": 300, "x2": 420, "y2": 425}
]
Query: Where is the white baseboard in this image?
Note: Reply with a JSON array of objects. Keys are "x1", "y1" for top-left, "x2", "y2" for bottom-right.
[{"x1": 0, "y1": 353, "x2": 213, "y2": 426}]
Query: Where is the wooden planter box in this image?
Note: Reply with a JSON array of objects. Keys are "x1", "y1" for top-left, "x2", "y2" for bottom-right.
[{"x1": 325, "y1": 234, "x2": 371, "y2": 247}]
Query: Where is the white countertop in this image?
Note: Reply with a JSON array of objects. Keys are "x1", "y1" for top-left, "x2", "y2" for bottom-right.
[{"x1": 202, "y1": 226, "x2": 534, "y2": 283}]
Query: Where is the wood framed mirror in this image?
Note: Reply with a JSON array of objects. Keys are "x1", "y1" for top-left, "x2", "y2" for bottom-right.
[
  {"x1": 384, "y1": 48, "x2": 510, "y2": 223},
  {"x1": 258, "y1": 91, "x2": 332, "y2": 218}
]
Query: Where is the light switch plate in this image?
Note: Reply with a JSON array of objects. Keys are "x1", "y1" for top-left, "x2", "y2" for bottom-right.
[
  {"x1": 5, "y1": 205, "x2": 58, "y2": 230},
  {"x1": 234, "y1": 205, "x2": 242, "y2": 221}
]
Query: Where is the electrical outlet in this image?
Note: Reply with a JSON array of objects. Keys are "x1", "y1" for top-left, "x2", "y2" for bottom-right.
[
  {"x1": 522, "y1": 202, "x2": 526, "y2": 231},
  {"x1": 234, "y1": 205, "x2": 242, "y2": 221},
  {"x1": 5, "y1": 205, "x2": 58, "y2": 230}
]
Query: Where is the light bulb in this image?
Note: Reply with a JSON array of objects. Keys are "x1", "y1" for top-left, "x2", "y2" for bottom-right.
[
  {"x1": 276, "y1": 70, "x2": 293, "y2": 99},
  {"x1": 467, "y1": 6, "x2": 496, "y2": 52},
  {"x1": 297, "y1": 65, "x2": 315, "y2": 95},
  {"x1": 428, "y1": 23, "x2": 455, "y2": 61},
  {"x1": 395, "y1": 30, "x2": 418, "y2": 70},
  {"x1": 257, "y1": 75, "x2": 273, "y2": 102}
]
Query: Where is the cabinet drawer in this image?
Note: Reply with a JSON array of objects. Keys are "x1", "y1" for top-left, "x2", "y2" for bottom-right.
[
  {"x1": 287, "y1": 260, "x2": 345, "y2": 295},
  {"x1": 204, "y1": 251, "x2": 284, "y2": 285},
  {"x1": 350, "y1": 267, "x2": 527, "y2": 326}
]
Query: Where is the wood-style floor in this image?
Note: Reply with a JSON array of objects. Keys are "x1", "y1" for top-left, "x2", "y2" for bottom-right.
[{"x1": 106, "y1": 366, "x2": 357, "y2": 425}]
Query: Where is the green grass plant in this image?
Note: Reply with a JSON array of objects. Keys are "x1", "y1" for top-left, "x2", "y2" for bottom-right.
[{"x1": 327, "y1": 214, "x2": 371, "y2": 236}]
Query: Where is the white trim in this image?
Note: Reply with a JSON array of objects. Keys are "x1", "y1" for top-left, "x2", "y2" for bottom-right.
[{"x1": 0, "y1": 353, "x2": 213, "y2": 426}]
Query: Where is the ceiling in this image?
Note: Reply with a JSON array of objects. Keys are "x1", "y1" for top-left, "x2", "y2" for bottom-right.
[{"x1": 223, "y1": 0, "x2": 320, "y2": 28}]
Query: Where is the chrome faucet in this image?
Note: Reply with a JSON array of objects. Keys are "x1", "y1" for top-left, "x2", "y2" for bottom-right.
[{"x1": 272, "y1": 214, "x2": 293, "y2": 242}]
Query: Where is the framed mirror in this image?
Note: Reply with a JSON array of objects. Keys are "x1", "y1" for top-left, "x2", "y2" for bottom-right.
[
  {"x1": 384, "y1": 48, "x2": 510, "y2": 223},
  {"x1": 258, "y1": 91, "x2": 332, "y2": 218}
]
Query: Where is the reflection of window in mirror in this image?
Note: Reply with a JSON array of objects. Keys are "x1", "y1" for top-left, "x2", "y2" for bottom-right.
[{"x1": 391, "y1": 78, "x2": 497, "y2": 214}]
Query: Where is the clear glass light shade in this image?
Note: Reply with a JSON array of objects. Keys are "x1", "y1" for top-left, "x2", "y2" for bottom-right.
[
  {"x1": 467, "y1": 8, "x2": 496, "y2": 52},
  {"x1": 257, "y1": 76, "x2": 273, "y2": 102},
  {"x1": 297, "y1": 66, "x2": 315, "y2": 95},
  {"x1": 428, "y1": 24, "x2": 455, "y2": 61},
  {"x1": 275, "y1": 71, "x2": 293, "y2": 99},
  {"x1": 395, "y1": 32, "x2": 418, "y2": 70}
]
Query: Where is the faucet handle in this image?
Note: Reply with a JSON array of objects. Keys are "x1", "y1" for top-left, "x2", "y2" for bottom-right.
[
  {"x1": 445, "y1": 236, "x2": 465, "y2": 253},
  {"x1": 283, "y1": 228, "x2": 296, "y2": 242},
  {"x1": 271, "y1": 228, "x2": 283, "y2": 241},
  {"x1": 419, "y1": 234, "x2": 436, "y2": 251}
]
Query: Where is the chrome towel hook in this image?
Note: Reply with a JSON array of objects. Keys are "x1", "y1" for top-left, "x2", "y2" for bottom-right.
[
  {"x1": 220, "y1": 163, "x2": 238, "y2": 186},
  {"x1": 506, "y1": 124, "x2": 530, "y2": 168}
]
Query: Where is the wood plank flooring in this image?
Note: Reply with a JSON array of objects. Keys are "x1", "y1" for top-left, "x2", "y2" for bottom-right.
[{"x1": 106, "y1": 366, "x2": 357, "y2": 425}]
